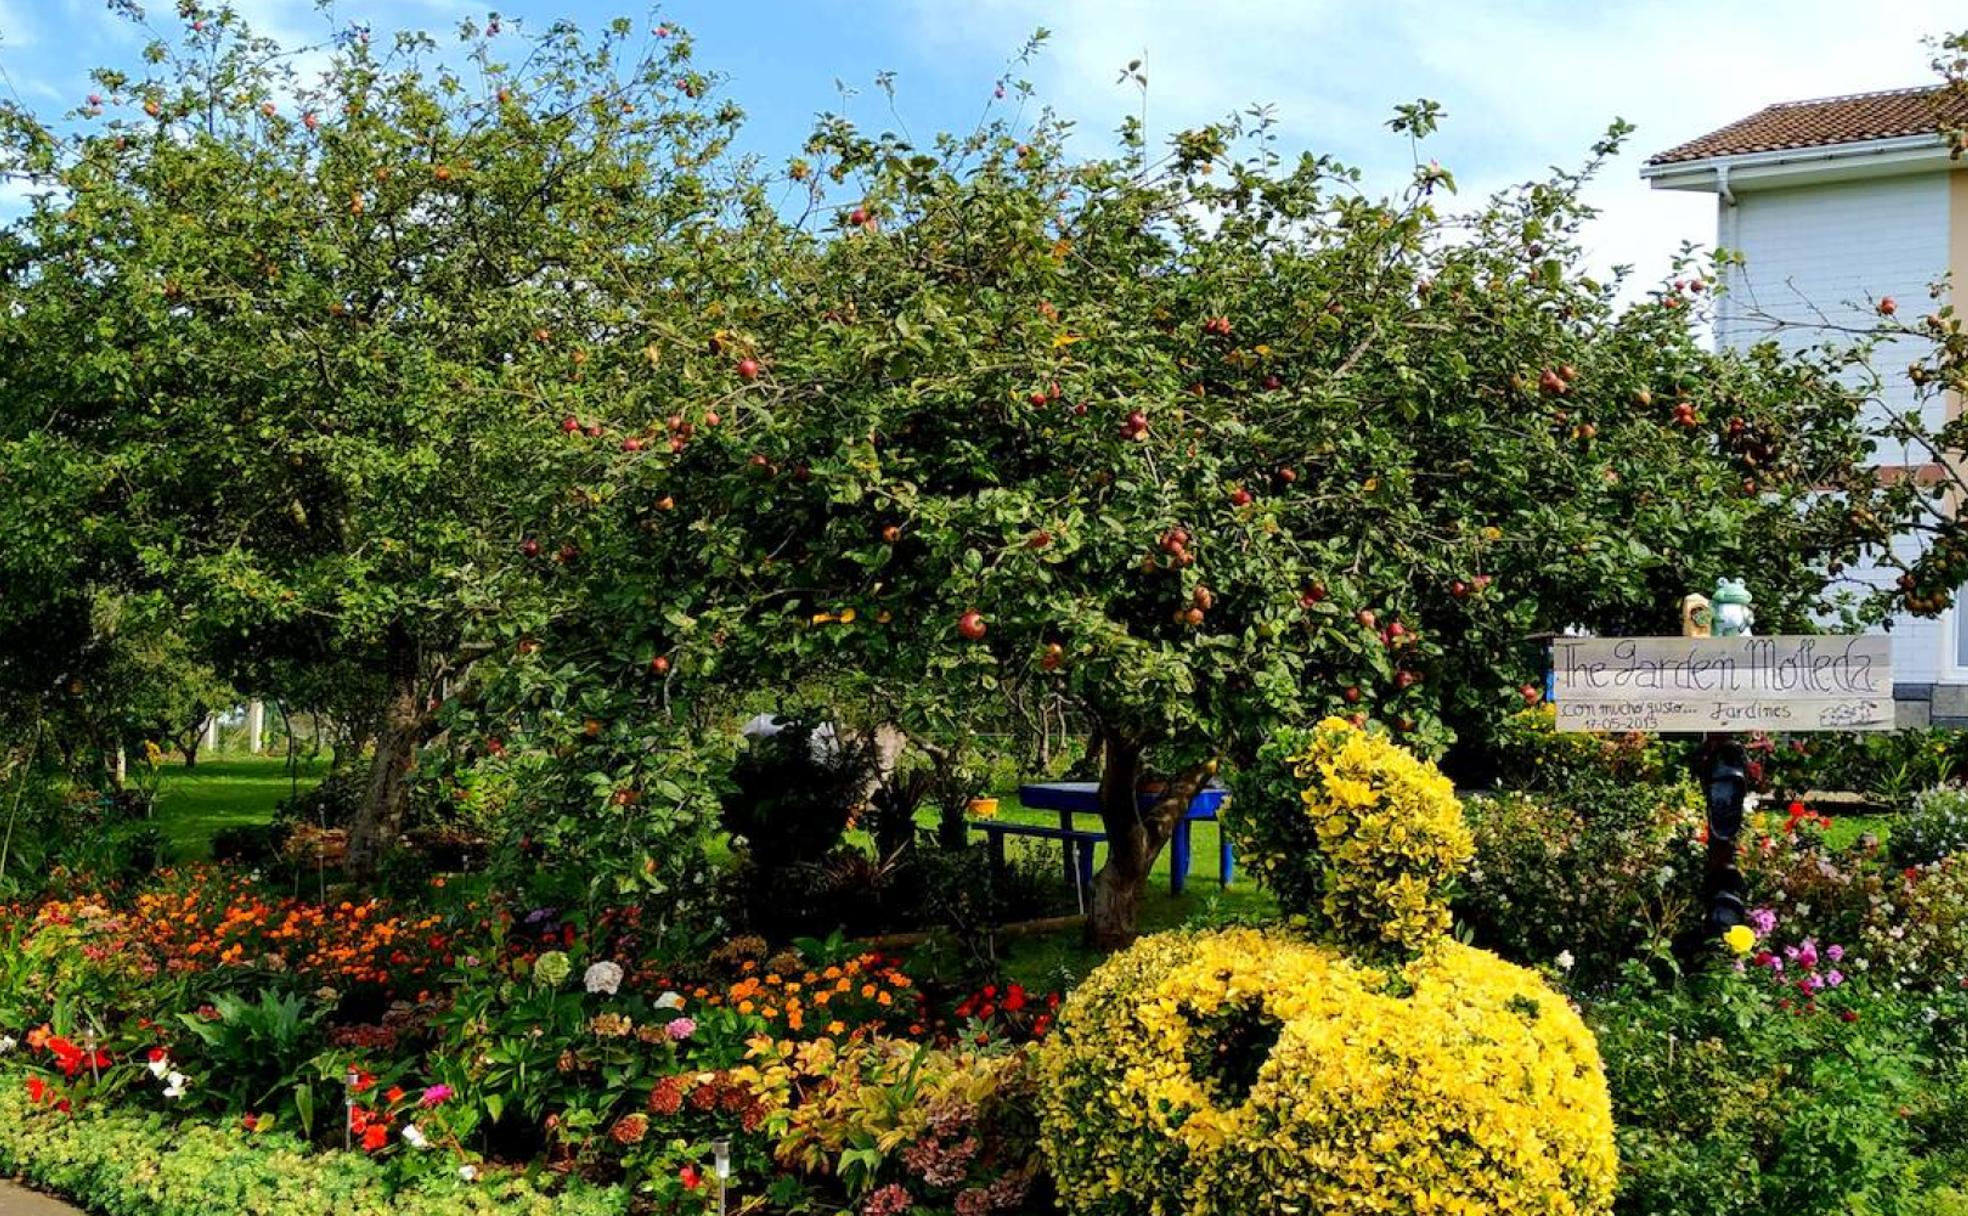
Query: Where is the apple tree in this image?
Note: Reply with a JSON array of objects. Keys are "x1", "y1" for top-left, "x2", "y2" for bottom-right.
[
  {"x1": 0, "y1": 6, "x2": 753, "y2": 876},
  {"x1": 564, "y1": 96, "x2": 1888, "y2": 945}
]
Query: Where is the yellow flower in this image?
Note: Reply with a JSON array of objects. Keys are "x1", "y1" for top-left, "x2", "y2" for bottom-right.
[{"x1": 1723, "y1": 924, "x2": 1756, "y2": 955}]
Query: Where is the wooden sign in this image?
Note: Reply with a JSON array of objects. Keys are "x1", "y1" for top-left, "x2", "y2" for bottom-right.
[{"x1": 1550, "y1": 635, "x2": 1893, "y2": 733}]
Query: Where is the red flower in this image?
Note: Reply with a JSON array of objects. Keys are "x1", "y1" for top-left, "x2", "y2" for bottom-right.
[
  {"x1": 146, "y1": 1047, "x2": 168, "y2": 1063},
  {"x1": 1003, "y1": 984, "x2": 1028, "y2": 1013},
  {"x1": 679, "y1": 1164, "x2": 702, "y2": 1191},
  {"x1": 361, "y1": 1123, "x2": 388, "y2": 1152},
  {"x1": 25, "y1": 1077, "x2": 47, "y2": 1104},
  {"x1": 384, "y1": 1086, "x2": 405, "y2": 1104},
  {"x1": 1841, "y1": 1008, "x2": 1860, "y2": 1023}
]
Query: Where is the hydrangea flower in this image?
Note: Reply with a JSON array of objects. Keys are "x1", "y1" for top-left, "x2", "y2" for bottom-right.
[
  {"x1": 533, "y1": 950, "x2": 572, "y2": 987},
  {"x1": 584, "y1": 961, "x2": 624, "y2": 996},
  {"x1": 666, "y1": 1016, "x2": 697, "y2": 1040}
]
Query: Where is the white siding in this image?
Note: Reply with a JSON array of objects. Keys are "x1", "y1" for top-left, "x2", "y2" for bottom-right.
[{"x1": 1716, "y1": 171, "x2": 1952, "y2": 688}]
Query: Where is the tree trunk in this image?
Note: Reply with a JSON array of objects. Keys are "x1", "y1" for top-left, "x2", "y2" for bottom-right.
[
  {"x1": 1086, "y1": 738, "x2": 1213, "y2": 950},
  {"x1": 344, "y1": 649, "x2": 428, "y2": 882}
]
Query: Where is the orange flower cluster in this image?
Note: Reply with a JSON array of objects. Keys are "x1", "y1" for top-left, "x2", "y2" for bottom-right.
[
  {"x1": 33, "y1": 867, "x2": 448, "y2": 993},
  {"x1": 691, "y1": 953, "x2": 924, "y2": 1039}
]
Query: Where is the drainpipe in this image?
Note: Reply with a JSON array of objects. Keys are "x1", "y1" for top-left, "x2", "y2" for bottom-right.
[{"x1": 1715, "y1": 163, "x2": 1739, "y2": 346}]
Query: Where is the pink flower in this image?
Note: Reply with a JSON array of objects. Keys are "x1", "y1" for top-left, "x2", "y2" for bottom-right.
[
  {"x1": 419, "y1": 1085, "x2": 452, "y2": 1108},
  {"x1": 1826, "y1": 944, "x2": 1844, "y2": 963},
  {"x1": 1749, "y1": 907, "x2": 1777, "y2": 935},
  {"x1": 666, "y1": 1017, "x2": 696, "y2": 1041}
]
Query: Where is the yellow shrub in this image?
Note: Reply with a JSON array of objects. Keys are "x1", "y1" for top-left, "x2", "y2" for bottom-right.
[
  {"x1": 1234, "y1": 716, "x2": 1472, "y2": 953},
  {"x1": 1038, "y1": 927, "x2": 1616, "y2": 1216}
]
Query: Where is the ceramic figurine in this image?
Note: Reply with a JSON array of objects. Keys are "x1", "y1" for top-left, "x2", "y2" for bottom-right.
[
  {"x1": 1680, "y1": 593, "x2": 1712, "y2": 638},
  {"x1": 1711, "y1": 578, "x2": 1753, "y2": 637}
]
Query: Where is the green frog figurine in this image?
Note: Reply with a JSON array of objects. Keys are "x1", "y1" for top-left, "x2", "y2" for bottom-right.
[{"x1": 1712, "y1": 577, "x2": 1754, "y2": 637}]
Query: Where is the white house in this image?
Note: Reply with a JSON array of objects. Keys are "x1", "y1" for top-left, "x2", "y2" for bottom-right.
[{"x1": 1643, "y1": 85, "x2": 1968, "y2": 727}]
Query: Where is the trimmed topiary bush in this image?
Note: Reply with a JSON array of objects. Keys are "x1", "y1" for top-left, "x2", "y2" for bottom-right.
[
  {"x1": 1045, "y1": 718, "x2": 1617, "y2": 1215},
  {"x1": 1230, "y1": 717, "x2": 1472, "y2": 954},
  {"x1": 1038, "y1": 927, "x2": 1616, "y2": 1215}
]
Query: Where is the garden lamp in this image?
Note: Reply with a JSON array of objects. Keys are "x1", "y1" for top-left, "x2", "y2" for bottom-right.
[
  {"x1": 712, "y1": 1138, "x2": 732, "y2": 1216},
  {"x1": 344, "y1": 1066, "x2": 359, "y2": 1150}
]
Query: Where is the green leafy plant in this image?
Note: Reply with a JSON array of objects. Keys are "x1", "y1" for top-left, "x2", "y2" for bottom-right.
[{"x1": 175, "y1": 989, "x2": 328, "y2": 1132}]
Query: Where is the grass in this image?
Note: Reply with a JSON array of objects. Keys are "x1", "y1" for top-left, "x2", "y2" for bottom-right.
[{"x1": 151, "y1": 755, "x2": 328, "y2": 860}]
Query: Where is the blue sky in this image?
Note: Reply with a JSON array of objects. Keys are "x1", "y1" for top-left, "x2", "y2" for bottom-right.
[{"x1": 0, "y1": 0, "x2": 1959, "y2": 289}]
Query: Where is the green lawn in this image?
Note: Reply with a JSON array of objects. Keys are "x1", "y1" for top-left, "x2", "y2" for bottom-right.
[{"x1": 151, "y1": 755, "x2": 327, "y2": 859}]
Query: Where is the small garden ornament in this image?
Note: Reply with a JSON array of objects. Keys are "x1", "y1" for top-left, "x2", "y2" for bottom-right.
[{"x1": 1712, "y1": 577, "x2": 1754, "y2": 637}]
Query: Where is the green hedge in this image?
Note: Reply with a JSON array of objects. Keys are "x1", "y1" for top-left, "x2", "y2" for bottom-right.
[{"x1": 0, "y1": 1085, "x2": 625, "y2": 1216}]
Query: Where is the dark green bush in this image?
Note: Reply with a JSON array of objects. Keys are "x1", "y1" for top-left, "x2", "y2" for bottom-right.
[
  {"x1": 1455, "y1": 783, "x2": 1700, "y2": 984},
  {"x1": 275, "y1": 769, "x2": 367, "y2": 829},
  {"x1": 719, "y1": 722, "x2": 877, "y2": 872}
]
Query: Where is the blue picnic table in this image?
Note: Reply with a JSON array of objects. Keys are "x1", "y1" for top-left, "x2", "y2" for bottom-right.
[{"x1": 969, "y1": 781, "x2": 1234, "y2": 898}]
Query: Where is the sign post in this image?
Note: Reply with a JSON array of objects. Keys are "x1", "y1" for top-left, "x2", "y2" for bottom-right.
[{"x1": 1550, "y1": 633, "x2": 1892, "y2": 935}]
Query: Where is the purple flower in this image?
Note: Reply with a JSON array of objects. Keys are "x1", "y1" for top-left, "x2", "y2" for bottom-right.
[
  {"x1": 419, "y1": 1084, "x2": 453, "y2": 1108},
  {"x1": 1825, "y1": 970, "x2": 1844, "y2": 989},
  {"x1": 1796, "y1": 940, "x2": 1819, "y2": 970},
  {"x1": 666, "y1": 1017, "x2": 696, "y2": 1041},
  {"x1": 1749, "y1": 907, "x2": 1778, "y2": 936},
  {"x1": 1826, "y1": 944, "x2": 1844, "y2": 963}
]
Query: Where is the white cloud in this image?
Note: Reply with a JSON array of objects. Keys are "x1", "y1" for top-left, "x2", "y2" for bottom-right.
[{"x1": 900, "y1": 0, "x2": 1960, "y2": 292}]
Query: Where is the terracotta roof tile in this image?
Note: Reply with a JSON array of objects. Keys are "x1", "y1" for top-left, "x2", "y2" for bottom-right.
[{"x1": 1646, "y1": 85, "x2": 1968, "y2": 166}]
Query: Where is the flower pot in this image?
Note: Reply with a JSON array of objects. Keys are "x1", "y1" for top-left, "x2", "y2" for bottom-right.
[{"x1": 967, "y1": 797, "x2": 1000, "y2": 819}]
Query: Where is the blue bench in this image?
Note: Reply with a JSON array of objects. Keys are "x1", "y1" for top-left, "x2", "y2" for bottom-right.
[
  {"x1": 971, "y1": 820, "x2": 1104, "y2": 894},
  {"x1": 969, "y1": 781, "x2": 1234, "y2": 897}
]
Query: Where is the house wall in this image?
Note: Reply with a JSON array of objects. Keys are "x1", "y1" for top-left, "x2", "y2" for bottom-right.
[{"x1": 1714, "y1": 170, "x2": 1956, "y2": 709}]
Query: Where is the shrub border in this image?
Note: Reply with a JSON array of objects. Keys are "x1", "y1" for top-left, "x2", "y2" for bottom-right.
[{"x1": 0, "y1": 1075, "x2": 626, "y2": 1216}]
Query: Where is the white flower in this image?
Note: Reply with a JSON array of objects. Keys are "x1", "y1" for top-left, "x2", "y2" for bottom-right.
[
  {"x1": 1555, "y1": 950, "x2": 1576, "y2": 973},
  {"x1": 162, "y1": 1072, "x2": 188, "y2": 1099},
  {"x1": 653, "y1": 990, "x2": 685, "y2": 1011},
  {"x1": 583, "y1": 961, "x2": 625, "y2": 996},
  {"x1": 401, "y1": 1123, "x2": 429, "y2": 1150},
  {"x1": 0, "y1": 1035, "x2": 16, "y2": 1054},
  {"x1": 147, "y1": 1055, "x2": 170, "y2": 1079},
  {"x1": 458, "y1": 1165, "x2": 479, "y2": 1182}
]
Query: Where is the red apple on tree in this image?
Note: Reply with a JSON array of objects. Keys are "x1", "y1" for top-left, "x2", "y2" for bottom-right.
[
  {"x1": 958, "y1": 610, "x2": 987, "y2": 641},
  {"x1": 648, "y1": 655, "x2": 670, "y2": 675},
  {"x1": 520, "y1": 538, "x2": 540, "y2": 558},
  {"x1": 736, "y1": 357, "x2": 761, "y2": 381},
  {"x1": 1878, "y1": 296, "x2": 1897, "y2": 316}
]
